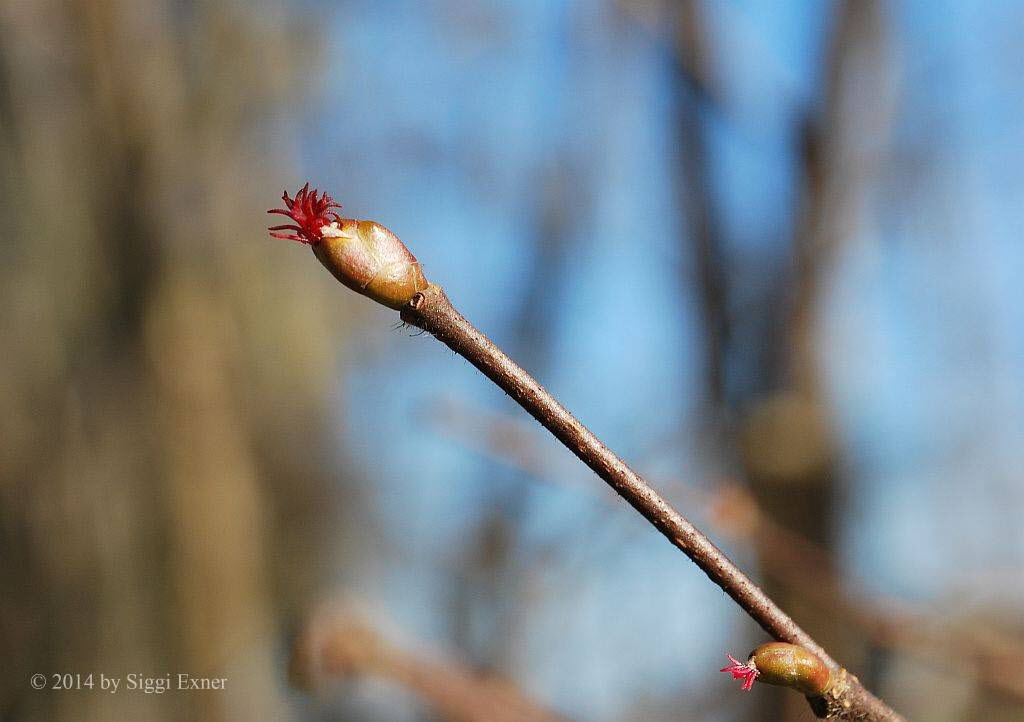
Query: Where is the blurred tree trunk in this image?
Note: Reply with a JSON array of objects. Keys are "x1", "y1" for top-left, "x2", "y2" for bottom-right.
[
  {"x1": 0, "y1": 2, "x2": 348, "y2": 720},
  {"x1": 451, "y1": 160, "x2": 581, "y2": 676},
  {"x1": 675, "y1": 1, "x2": 893, "y2": 719}
]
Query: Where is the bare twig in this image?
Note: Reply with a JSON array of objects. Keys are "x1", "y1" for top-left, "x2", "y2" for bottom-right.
[
  {"x1": 400, "y1": 284, "x2": 902, "y2": 721},
  {"x1": 432, "y1": 398, "x2": 1024, "y2": 702},
  {"x1": 432, "y1": 395, "x2": 1024, "y2": 701}
]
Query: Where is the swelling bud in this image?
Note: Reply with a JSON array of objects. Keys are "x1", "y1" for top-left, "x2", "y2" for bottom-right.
[
  {"x1": 313, "y1": 219, "x2": 427, "y2": 309},
  {"x1": 269, "y1": 184, "x2": 428, "y2": 309},
  {"x1": 721, "y1": 642, "x2": 832, "y2": 696}
]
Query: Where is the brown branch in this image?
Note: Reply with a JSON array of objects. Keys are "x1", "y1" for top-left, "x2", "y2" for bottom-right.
[
  {"x1": 400, "y1": 284, "x2": 902, "y2": 721},
  {"x1": 432, "y1": 396, "x2": 1024, "y2": 702},
  {"x1": 292, "y1": 607, "x2": 569, "y2": 722}
]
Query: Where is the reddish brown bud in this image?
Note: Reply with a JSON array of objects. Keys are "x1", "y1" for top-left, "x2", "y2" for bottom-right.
[
  {"x1": 269, "y1": 185, "x2": 428, "y2": 309},
  {"x1": 748, "y1": 642, "x2": 832, "y2": 696},
  {"x1": 312, "y1": 219, "x2": 428, "y2": 309}
]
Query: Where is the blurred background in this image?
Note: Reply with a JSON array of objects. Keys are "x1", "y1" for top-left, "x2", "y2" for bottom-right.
[{"x1": 1, "y1": 1, "x2": 1022, "y2": 720}]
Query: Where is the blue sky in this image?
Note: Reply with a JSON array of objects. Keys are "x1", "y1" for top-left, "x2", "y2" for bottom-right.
[{"x1": 284, "y1": 1, "x2": 1024, "y2": 717}]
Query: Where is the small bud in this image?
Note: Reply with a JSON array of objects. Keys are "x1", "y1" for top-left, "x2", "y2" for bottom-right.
[
  {"x1": 721, "y1": 642, "x2": 832, "y2": 696},
  {"x1": 312, "y1": 219, "x2": 428, "y2": 309},
  {"x1": 269, "y1": 184, "x2": 428, "y2": 309}
]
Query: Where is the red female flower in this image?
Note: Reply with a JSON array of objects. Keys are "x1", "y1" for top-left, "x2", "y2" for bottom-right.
[
  {"x1": 720, "y1": 653, "x2": 759, "y2": 691},
  {"x1": 268, "y1": 183, "x2": 343, "y2": 245}
]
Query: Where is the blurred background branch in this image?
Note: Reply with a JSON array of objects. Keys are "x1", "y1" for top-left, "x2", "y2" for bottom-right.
[{"x1": 292, "y1": 605, "x2": 571, "y2": 722}]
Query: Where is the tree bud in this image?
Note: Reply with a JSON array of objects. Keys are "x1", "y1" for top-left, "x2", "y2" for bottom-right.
[
  {"x1": 268, "y1": 184, "x2": 428, "y2": 309},
  {"x1": 721, "y1": 642, "x2": 832, "y2": 696},
  {"x1": 312, "y1": 219, "x2": 427, "y2": 310}
]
